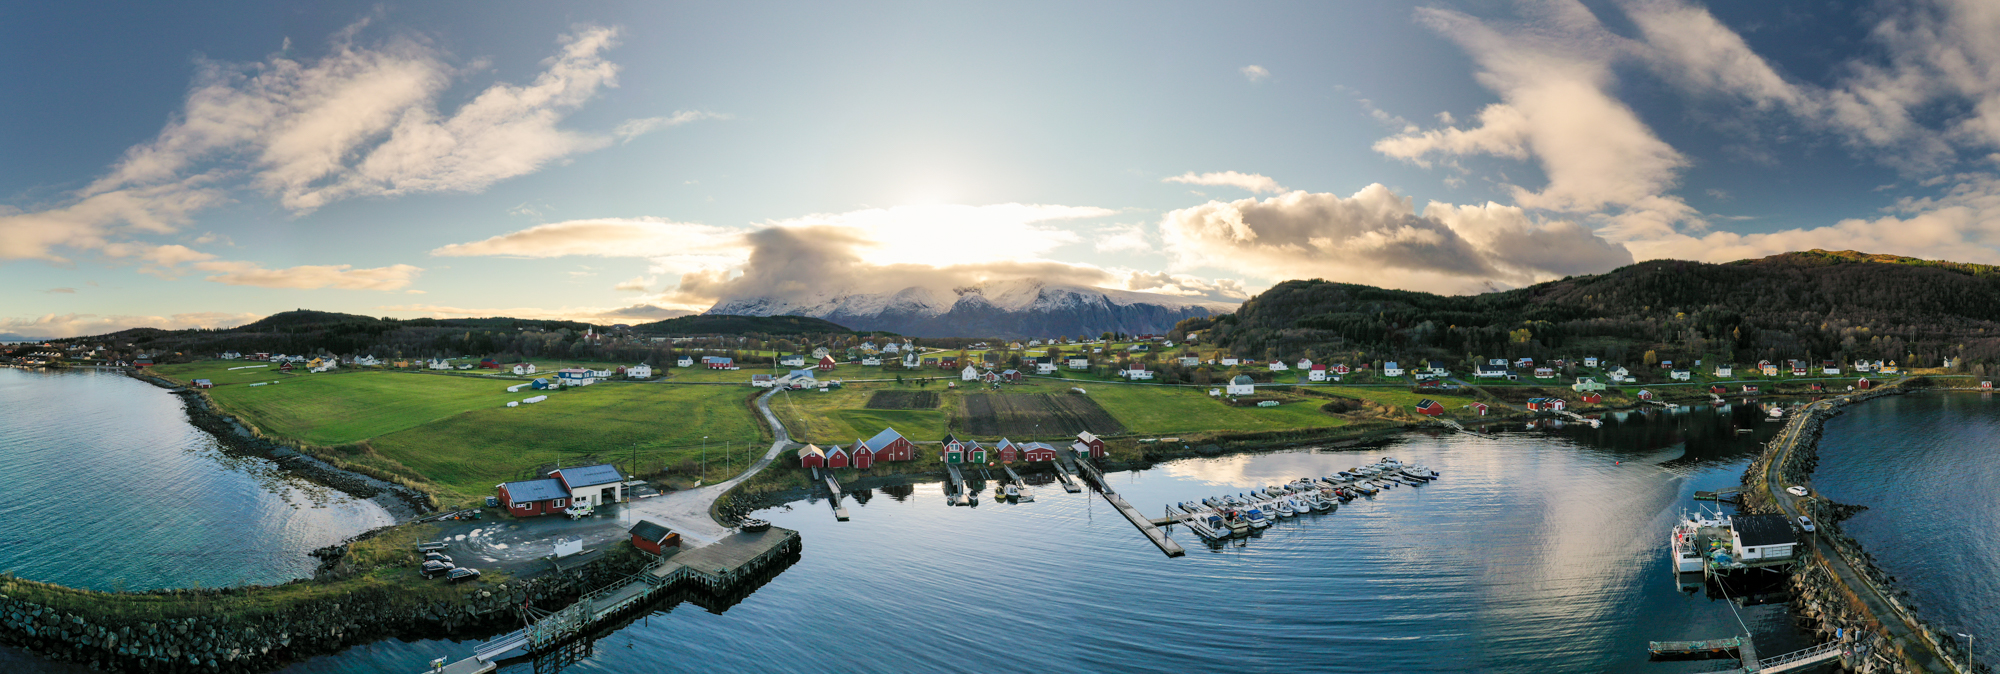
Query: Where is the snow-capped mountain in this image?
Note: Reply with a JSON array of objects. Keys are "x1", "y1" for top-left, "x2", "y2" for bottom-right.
[{"x1": 704, "y1": 279, "x2": 1237, "y2": 338}]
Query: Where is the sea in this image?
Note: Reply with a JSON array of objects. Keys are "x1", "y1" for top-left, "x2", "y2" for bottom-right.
[{"x1": 6, "y1": 366, "x2": 1987, "y2": 672}]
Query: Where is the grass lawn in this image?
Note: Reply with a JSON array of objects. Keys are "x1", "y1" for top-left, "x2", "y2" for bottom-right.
[
  {"x1": 364, "y1": 383, "x2": 766, "y2": 504},
  {"x1": 1076, "y1": 383, "x2": 1350, "y2": 436},
  {"x1": 769, "y1": 383, "x2": 953, "y2": 444},
  {"x1": 152, "y1": 360, "x2": 302, "y2": 386},
  {"x1": 183, "y1": 369, "x2": 521, "y2": 446}
]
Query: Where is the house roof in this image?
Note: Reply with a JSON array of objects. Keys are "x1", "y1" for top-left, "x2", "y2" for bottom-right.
[
  {"x1": 798, "y1": 444, "x2": 825, "y2": 459},
  {"x1": 1733, "y1": 514, "x2": 1798, "y2": 547},
  {"x1": 556, "y1": 464, "x2": 623, "y2": 488},
  {"x1": 501, "y1": 478, "x2": 567, "y2": 502},
  {"x1": 1231, "y1": 374, "x2": 1254, "y2": 385},
  {"x1": 630, "y1": 520, "x2": 674, "y2": 544},
  {"x1": 1077, "y1": 430, "x2": 1101, "y2": 443},
  {"x1": 864, "y1": 427, "x2": 906, "y2": 451},
  {"x1": 1022, "y1": 441, "x2": 1056, "y2": 452},
  {"x1": 823, "y1": 443, "x2": 848, "y2": 456},
  {"x1": 789, "y1": 369, "x2": 816, "y2": 379}
]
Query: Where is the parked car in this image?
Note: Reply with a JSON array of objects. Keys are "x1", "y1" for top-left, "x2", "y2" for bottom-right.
[
  {"x1": 1786, "y1": 486, "x2": 1809, "y2": 497},
  {"x1": 447, "y1": 567, "x2": 482, "y2": 584},
  {"x1": 1796, "y1": 515, "x2": 1815, "y2": 533},
  {"x1": 565, "y1": 502, "x2": 595, "y2": 520},
  {"x1": 420, "y1": 561, "x2": 456, "y2": 579},
  {"x1": 424, "y1": 552, "x2": 453, "y2": 564}
]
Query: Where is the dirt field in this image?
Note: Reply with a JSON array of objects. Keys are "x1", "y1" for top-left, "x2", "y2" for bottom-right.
[
  {"x1": 866, "y1": 390, "x2": 941, "y2": 409},
  {"x1": 956, "y1": 393, "x2": 1126, "y2": 437}
]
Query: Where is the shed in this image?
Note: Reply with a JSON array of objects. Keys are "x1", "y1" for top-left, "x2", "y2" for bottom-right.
[
  {"x1": 1074, "y1": 430, "x2": 1106, "y2": 459},
  {"x1": 798, "y1": 444, "x2": 825, "y2": 469},
  {"x1": 552, "y1": 464, "x2": 625, "y2": 506},
  {"x1": 1022, "y1": 442, "x2": 1058, "y2": 462},
  {"x1": 193, "y1": 379, "x2": 214, "y2": 389},
  {"x1": 823, "y1": 444, "x2": 850, "y2": 469},
  {"x1": 629, "y1": 520, "x2": 681, "y2": 555},
  {"x1": 1730, "y1": 514, "x2": 1799, "y2": 561},
  {"x1": 1414, "y1": 399, "x2": 1444, "y2": 416}
]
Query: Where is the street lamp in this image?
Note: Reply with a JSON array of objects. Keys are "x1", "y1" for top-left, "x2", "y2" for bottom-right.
[{"x1": 1957, "y1": 632, "x2": 1975, "y2": 671}]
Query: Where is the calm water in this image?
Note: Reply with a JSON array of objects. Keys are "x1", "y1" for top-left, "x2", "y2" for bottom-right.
[
  {"x1": 1814, "y1": 392, "x2": 1999, "y2": 669},
  {"x1": 0, "y1": 368, "x2": 393, "y2": 591},
  {"x1": 274, "y1": 402, "x2": 1816, "y2": 674}
]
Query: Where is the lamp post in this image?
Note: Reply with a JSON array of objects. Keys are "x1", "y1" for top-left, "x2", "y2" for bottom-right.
[
  {"x1": 1957, "y1": 632, "x2": 1975, "y2": 672},
  {"x1": 702, "y1": 436, "x2": 708, "y2": 481}
]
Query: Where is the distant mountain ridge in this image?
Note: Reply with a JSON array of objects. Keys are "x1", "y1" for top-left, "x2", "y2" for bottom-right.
[
  {"x1": 630, "y1": 314, "x2": 860, "y2": 335},
  {"x1": 705, "y1": 278, "x2": 1237, "y2": 338}
]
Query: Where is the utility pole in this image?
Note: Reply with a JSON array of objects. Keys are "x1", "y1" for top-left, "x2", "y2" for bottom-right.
[{"x1": 702, "y1": 436, "x2": 708, "y2": 481}]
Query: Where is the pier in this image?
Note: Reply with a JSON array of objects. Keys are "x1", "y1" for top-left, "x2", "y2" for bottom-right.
[
  {"x1": 815, "y1": 468, "x2": 849, "y2": 521},
  {"x1": 944, "y1": 463, "x2": 970, "y2": 505},
  {"x1": 1647, "y1": 634, "x2": 1846, "y2": 673},
  {"x1": 1069, "y1": 450, "x2": 1184, "y2": 558},
  {"x1": 1049, "y1": 457, "x2": 1083, "y2": 493},
  {"x1": 432, "y1": 528, "x2": 802, "y2": 674}
]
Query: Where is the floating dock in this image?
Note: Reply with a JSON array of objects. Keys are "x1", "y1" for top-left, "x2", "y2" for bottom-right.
[
  {"x1": 1069, "y1": 451, "x2": 1184, "y2": 558},
  {"x1": 820, "y1": 469, "x2": 849, "y2": 521},
  {"x1": 944, "y1": 463, "x2": 970, "y2": 505},
  {"x1": 1050, "y1": 459, "x2": 1083, "y2": 493}
]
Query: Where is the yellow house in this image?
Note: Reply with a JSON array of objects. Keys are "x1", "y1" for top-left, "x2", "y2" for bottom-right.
[{"x1": 1880, "y1": 361, "x2": 1900, "y2": 374}]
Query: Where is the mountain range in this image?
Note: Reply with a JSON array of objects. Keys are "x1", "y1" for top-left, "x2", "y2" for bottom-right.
[{"x1": 704, "y1": 278, "x2": 1238, "y2": 338}]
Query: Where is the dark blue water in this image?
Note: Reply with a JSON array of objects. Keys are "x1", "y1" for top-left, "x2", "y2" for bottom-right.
[
  {"x1": 0, "y1": 368, "x2": 393, "y2": 590},
  {"x1": 1814, "y1": 391, "x2": 1999, "y2": 669},
  {"x1": 274, "y1": 403, "x2": 1815, "y2": 673}
]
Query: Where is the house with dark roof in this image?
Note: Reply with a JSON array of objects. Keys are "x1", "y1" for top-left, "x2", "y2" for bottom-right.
[
  {"x1": 551, "y1": 464, "x2": 625, "y2": 507},
  {"x1": 629, "y1": 520, "x2": 680, "y2": 555},
  {"x1": 1730, "y1": 514, "x2": 1799, "y2": 561},
  {"x1": 497, "y1": 478, "x2": 569, "y2": 517}
]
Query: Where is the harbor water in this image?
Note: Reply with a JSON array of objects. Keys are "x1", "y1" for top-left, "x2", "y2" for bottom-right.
[
  {"x1": 1812, "y1": 391, "x2": 1999, "y2": 670},
  {"x1": 0, "y1": 368, "x2": 394, "y2": 590},
  {"x1": 271, "y1": 402, "x2": 1817, "y2": 674}
]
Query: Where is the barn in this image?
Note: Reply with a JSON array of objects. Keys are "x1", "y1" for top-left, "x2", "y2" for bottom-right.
[
  {"x1": 1022, "y1": 442, "x2": 1058, "y2": 462},
  {"x1": 818, "y1": 355, "x2": 838, "y2": 371},
  {"x1": 629, "y1": 520, "x2": 681, "y2": 555},
  {"x1": 858, "y1": 428, "x2": 915, "y2": 462},
  {"x1": 1074, "y1": 431, "x2": 1106, "y2": 459},
  {"x1": 798, "y1": 444, "x2": 825, "y2": 469},
  {"x1": 497, "y1": 478, "x2": 569, "y2": 517},
  {"x1": 1414, "y1": 399, "x2": 1444, "y2": 416}
]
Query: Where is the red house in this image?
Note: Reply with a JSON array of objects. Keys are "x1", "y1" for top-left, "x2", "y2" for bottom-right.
[
  {"x1": 940, "y1": 434, "x2": 967, "y2": 463},
  {"x1": 479, "y1": 359, "x2": 500, "y2": 369},
  {"x1": 1637, "y1": 390, "x2": 1653, "y2": 400},
  {"x1": 1415, "y1": 399, "x2": 1444, "y2": 416},
  {"x1": 940, "y1": 357, "x2": 958, "y2": 369},
  {"x1": 707, "y1": 356, "x2": 735, "y2": 370},
  {"x1": 1709, "y1": 385, "x2": 1728, "y2": 394},
  {"x1": 798, "y1": 444, "x2": 825, "y2": 469},
  {"x1": 818, "y1": 355, "x2": 838, "y2": 371},
  {"x1": 850, "y1": 442, "x2": 876, "y2": 469},
  {"x1": 1469, "y1": 402, "x2": 1489, "y2": 416},
  {"x1": 1022, "y1": 442, "x2": 1058, "y2": 462},
  {"x1": 824, "y1": 444, "x2": 850, "y2": 469},
  {"x1": 497, "y1": 478, "x2": 569, "y2": 517},
  {"x1": 1581, "y1": 392, "x2": 1602, "y2": 404},
  {"x1": 1074, "y1": 431, "x2": 1106, "y2": 459},
  {"x1": 857, "y1": 428, "x2": 915, "y2": 462},
  {"x1": 993, "y1": 439, "x2": 1020, "y2": 463},
  {"x1": 1525, "y1": 397, "x2": 1566, "y2": 412},
  {"x1": 1742, "y1": 384, "x2": 1760, "y2": 393},
  {"x1": 629, "y1": 520, "x2": 681, "y2": 555},
  {"x1": 193, "y1": 379, "x2": 214, "y2": 389},
  {"x1": 1809, "y1": 383, "x2": 1825, "y2": 392},
  {"x1": 1856, "y1": 378, "x2": 1872, "y2": 390}
]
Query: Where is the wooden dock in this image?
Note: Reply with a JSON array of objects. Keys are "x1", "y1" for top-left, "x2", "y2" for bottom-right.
[
  {"x1": 1648, "y1": 635, "x2": 1745, "y2": 661},
  {"x1": 821, "y1": 470, "x2": 849, "y2": 521},
  {"x1": 1050, "y1": 459, "x2": 1083, "y2": 492},
  {"x1": 944, "y1": 463, "x2": 969, "y2": 505},
  {"x1": 1069, "y1": 451, "x2": 1184, "y2": 558}
]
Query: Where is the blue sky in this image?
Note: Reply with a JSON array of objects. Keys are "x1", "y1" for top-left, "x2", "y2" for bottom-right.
[{"x1": 5, "y1": 0, "x2": 1998, "y2": 339}]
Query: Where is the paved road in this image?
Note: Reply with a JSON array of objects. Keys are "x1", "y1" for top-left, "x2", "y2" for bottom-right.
[
  {"x1": 1763, "y1": 380, "x2": 1956, "y2": 674},
  {"x1": 616, "y1": 386, "x2": 796, "y2": 545}
]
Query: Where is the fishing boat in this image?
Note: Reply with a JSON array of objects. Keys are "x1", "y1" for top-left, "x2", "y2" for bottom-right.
[
  {"x1": 1005, "y1": 484, "x2": 1020, "y2": 502},
  {"x1": 1244, "y1": 508, "x2": 1272, "y2": 528}
]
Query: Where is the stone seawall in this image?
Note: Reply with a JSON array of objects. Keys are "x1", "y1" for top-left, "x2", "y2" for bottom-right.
[{"x1": 0, "y1": 550, "x2": 656, "y2": 673}]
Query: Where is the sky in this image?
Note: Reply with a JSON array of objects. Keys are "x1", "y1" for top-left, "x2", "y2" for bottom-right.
[{"x1": 8, "y1": 0, "x2": 2000, "y2": 339}]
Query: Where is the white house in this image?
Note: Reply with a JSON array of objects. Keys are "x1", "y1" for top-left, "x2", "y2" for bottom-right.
[
  {"x1": 1474, "y1": 364, "x2": 1508, "y2": 378},
  {"x1": 1309, "y1": 364, "x2": 1328, "y2": 381},
  {"x1": 1068, "y1": 357, "x2": 1089, "y2": 370},
  {"x1": 1268, "y1": 361, "x2": 1290, "y2": 372},
  {"x1": 779, "y1": 354, "x2": 806, "y2": 367},
  {"x1": 1852, "y1": 360, "x2": 1874, "y2": 372},
  {"x1": 1534, "y1": 367, "x2": 1555, "y2": 379},
  {"x1": 1123, "y1": 364, "x2": 1154, "y2": 380},
  {"x1": 962, "y1": 364, "x2": 981, "y2": 381},
  {"x1": 1037, "y1": 361, "x2": 1058, "y2": 375},
  {"x1": 1607, "y1": 365, "x2": 1631, "y2": 382},
  {"x1": 1670, "y1": 369, "x2": 1692, "y2": 381},
  {"x1": 1179, "y1": 356, "x2": 1199, "y2": 367},
  {"x1": 783, "y1": 369, "x2": 817, "y2": 389},
  {"x1": 1715, "y1": 364, "x2": 1734, "y2": 377},
  {"x1": 1488, "y1": 358, "x2": 1507, "y2": 366},
  {"x1": 1296, "y1": 358, "x2": 1313, "y2": 370},
  {"x1": 812, "y1": 346, "x2": 831, "y2": 359},
  {"x1": 1583, "y1": 357, "x2": 1599, "y2": 367},
  {"x1": 1383, "y1": 361, "x2": 1405, "y2": 377},
  {"x1": 220, "y1": 351, "x2": 242, "y2": 360},
  {"x1": 752, "y1": 374, "x2": 776, "y2": 388},
  {"x1": 429, "y1": 359, "x2": 451, "y2": 370},
  {"x1": 861, "y1": 356, "x2": 882, "y2": 366},
  {"x1": 351, "y1": 355, "x2": 379, "y2": 366},
  {"x1": 1823, "y1": 361, "x2": 1841, "y2": 375},
  {"x1": 1226, "y1": 374, "x2": 1256, "y2": 396},
  {"x1": 512, "y1": 363, "x2": 536, "y2": 375},
  {"x1": 1220, "y1": 357, "x2": 1239, "y2": 367},
  {"x1": 589, "y1": 369, "x2": 613, "y2": 378},
  {"x1": 676, "y1": 356, "x2": 694, "y2": 368},
  {"x1": 627, "y1": 363, "x2": 653, "y2": 378}
]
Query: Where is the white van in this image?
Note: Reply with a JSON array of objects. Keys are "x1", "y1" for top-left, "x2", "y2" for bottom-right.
[{"x1": 565, "y1": 501, "x2": 595, "y2": 519}]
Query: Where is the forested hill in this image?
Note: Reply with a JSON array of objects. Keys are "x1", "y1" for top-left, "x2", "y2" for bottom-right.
[{"x1": 1178, "y1": 250, "x2": 2000, "y2": 369}]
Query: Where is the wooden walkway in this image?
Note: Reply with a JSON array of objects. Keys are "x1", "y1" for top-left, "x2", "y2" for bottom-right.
[
  {"x1": 1050, "y1": 458, "x2": 1083, "y2": 492},
  {"x1": 944, "y1": 463, "x2": 970, "y2": 505},
  {"x1": 1069, "y1": 450, "x2": 1184, "y2": 558},
  {"x1": 816, "y1": 468, "x2": 849, "y2": 521}
]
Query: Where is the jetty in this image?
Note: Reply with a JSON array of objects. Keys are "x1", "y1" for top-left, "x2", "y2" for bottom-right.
[
  {"x1": 1068, "y1": 450, "x2": 1184, "y2": 557},
  {"x1": 1646, "y1": 634, "x2": 1846, "y2": 673},
  {"x1": 435, "y1": 529, "x2": 801, "y2": 674},
  {"x1": 1049, "y1": 458, "x2": 1083, "y2": 492}
]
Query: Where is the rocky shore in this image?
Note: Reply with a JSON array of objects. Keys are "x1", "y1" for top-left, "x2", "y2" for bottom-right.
[{"x1": 0, "y1": 548, "x2": 656, "y2": 673}]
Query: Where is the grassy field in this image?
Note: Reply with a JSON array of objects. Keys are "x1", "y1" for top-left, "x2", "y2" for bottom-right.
[
  {"x1": 769, "y1": 383, "x2": 954, "y2": 445},
  {"x1": 155, "y1": 366, "x2": 521, "y2": 446},
  {"x1": 363, "y1": 383, "x2": 767, "y2": 504},
  {"x1": 1079, "y1": 384, "x2": 1351, "y2": 435}
]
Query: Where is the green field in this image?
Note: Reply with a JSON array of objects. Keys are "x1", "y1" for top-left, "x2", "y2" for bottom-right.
[
  {"x1": 365, "y1": 383, "x2": 766, "y2": 502},
  {"x1": 769, "y1": 383, "x2": 953, "y2": 444},
  {"x1": 1080, "y1": 384, "x2": 1351, "y2": 435},
  {"x1": 149, "y1": 365, "x2": 521, "y2": 445}
]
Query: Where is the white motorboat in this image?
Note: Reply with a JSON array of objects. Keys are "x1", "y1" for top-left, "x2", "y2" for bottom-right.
[{"x1": 1244, "y1": 508, "x2": 1272, "y2": 528}]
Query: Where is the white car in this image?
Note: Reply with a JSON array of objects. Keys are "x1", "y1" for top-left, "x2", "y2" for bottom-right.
[
  {"x1": 1786, "y1": 486, "x2": 1809, "y2": 497},
  {"x1": 1796, "y1": 515, "x2": 1815, "y2": 533},
  {"x1": 565, "y1": 502, "x2": 595, "y2": 520}
]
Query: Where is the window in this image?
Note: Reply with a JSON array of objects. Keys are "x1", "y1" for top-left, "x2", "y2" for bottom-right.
[
  {"x1": 554, "y1": 499, "x2": 566, "y2": 508},
  {"x1": 516, "y1": 503, "x2": 530, "y2": 510}
]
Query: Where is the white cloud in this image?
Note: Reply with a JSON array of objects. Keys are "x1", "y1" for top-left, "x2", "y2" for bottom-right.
[
  {"x1": 613, "y1": 110, "x2": 730, "y2": 142},
  {"x1": 1093, "y1": 222, "x2": 1151, "y2": 254},
  {"x1": 613, "y1": 275, "x2": 655, "y2": 292},
  {"x1": 0, "y1": 312, "x2": 260, "y2": 340},
  {"x1": 1159, "y1": 184, "x2": 1633, "y2": 293},
  {"x1": 193, "y1": 261, "x2": 423, "y2": 290},
  {"x1": 1627, "y1": 173, "x2": 2000, "y2": 265},
  {"x1": 1120, "y1": 271, "x2": 1252, "y2": 301},
  {"x1": 379, "y1": 303, "x2": 692, "y2": 324},
  {"x1": 430, "y1": 217, "x2": 745, "y2": 263},
  {"x1": 1241, "y1": 65, "x2": 1271, "y2": 82},
  {"x1": 1162, "y1": 171, "x2": 1288, "y2": 194}
]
